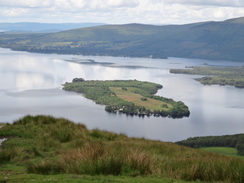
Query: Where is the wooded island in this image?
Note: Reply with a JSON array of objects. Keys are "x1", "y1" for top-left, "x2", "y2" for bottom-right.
[{"x1": 63, "y1": 79, "x2": 190, "y2": 118}]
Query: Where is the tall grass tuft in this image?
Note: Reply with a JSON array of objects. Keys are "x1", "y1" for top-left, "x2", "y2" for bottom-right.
[
  {"x1": 125, "y1": 149, "x2": 155, "y2": 175},
  {"x1": 26, "y1": 160, "x2": 60, "y2": 175},
  {"x1": 180, "y1": 158, "x2": 244, "y2": 182},
  {"x1": 0, "y1": 147, "x2": 26, "y2": 162}
]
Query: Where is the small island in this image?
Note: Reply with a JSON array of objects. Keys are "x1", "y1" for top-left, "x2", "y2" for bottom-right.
[
  {"x1": 63, "y1": 79, "x2": 190, "y2": 118},
  {"x1": 170, "y1": 66, "x2": 244, "y2": 88}
]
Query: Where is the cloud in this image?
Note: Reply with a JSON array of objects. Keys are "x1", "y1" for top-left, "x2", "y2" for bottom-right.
[
  {"x1": 164, "y1": 0, "x2": 244, "y2": 7},
  {"x1": 2, "y1": 8, "x2": 29, "y2": 17},
  {"x1": 0, "y1": 0, "x2": 139, "y2": 10},
  {"x1": 0, "y1": 0, "x2": 243, "y2": 24},
  {"x1": 107, "y1": 0, "x2": 139, "y2": 7},
  {"x1": 0, "y1": 0, "x2": 51, "y2": 8}
]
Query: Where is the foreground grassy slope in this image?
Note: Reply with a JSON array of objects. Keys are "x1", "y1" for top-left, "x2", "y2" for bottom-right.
[
  {"x1": 0, "y1": 169, "x2": 198, "y2": 183},
  {"x1": 0, "y1": 115, "x2": 244, "y2": 183},
  {"x1": 0, "y1": 17, "x2": 244, "y2": 61}
]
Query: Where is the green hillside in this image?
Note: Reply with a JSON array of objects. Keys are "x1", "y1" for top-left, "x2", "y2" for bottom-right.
[
  {"x1": 0, "y1": 17, "x2": 244, "y2": 61},
  {"x1": 177, "y1": 133, "x2": 244, "y2": 156},
  {"x1": 0, "y1": 115, "x2": 244, "y2": 182}
]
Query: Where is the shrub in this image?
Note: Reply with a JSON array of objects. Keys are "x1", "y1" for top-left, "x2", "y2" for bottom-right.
[
  {"x1": 140, "y1": 97, "x2": 147, "y2": 101},
  {"x1": 236, "y1": 143, "x2": 244, "y2": 155}
]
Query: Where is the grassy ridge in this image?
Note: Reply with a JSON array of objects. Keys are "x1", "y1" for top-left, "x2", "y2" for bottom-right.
[
  {"x1": 0, "y1": 115, "x2": 244, "y2": 182},
  {"x1": 170, "y1": 66, "x2": 244, "y2": 88},
  {"x1": 63, "y1": 79, "x2": 190, "y2": 118}
]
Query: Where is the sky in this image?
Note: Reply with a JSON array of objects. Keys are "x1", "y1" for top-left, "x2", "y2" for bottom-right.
[{"x1": 0, "y1": 0, "x2": 244, "y2": 25}]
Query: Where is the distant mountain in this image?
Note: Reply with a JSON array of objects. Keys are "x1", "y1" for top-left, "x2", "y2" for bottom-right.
[
  {"x1": 0, "y1": 17, "x2": 243, "y2": 61},
  {"x1": 0, "y1": 22, "x2": 105, "y2": 32}
]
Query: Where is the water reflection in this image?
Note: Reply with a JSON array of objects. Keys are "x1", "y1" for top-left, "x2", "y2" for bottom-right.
[
  {"x1": 0, "y1": 48, "x2": 243, "y2": 142},
  {"x1": 15, "y1": 73, "x2": 54, "y2": 90}
]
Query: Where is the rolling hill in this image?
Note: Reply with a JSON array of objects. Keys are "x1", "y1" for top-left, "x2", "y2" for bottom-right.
[
  {"x1": 0, "y1": 22, "x2": 105, "y2": 32},
  {"x1": 0, "y1": 17, "x2": 243, "y2": 61}
]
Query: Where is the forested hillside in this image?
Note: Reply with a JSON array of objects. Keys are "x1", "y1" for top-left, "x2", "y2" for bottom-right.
[
  {"x1": 0, "y1": 17, "x2": 244, "y2": 61},
  {"x1": 177, "y1": 134, "x2": 244, "y2": 155}
]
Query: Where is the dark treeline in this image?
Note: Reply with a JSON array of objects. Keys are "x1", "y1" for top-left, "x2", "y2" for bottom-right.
[
  {"x1": 105, "y1": 100, "x2": 190, "y2": 118},
  {"x1": 177, "y1": 134, "x2": 244, "y2": 155}
]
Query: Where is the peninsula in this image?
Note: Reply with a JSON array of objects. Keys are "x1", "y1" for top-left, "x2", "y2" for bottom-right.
[{"x1": 170, "y1": 66, "x2": 244, "y2": 88}]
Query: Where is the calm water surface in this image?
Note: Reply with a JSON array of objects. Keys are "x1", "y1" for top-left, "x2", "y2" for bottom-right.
[{"x1": 0, "y1": 48, "x2": 243, "y2": 142}]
